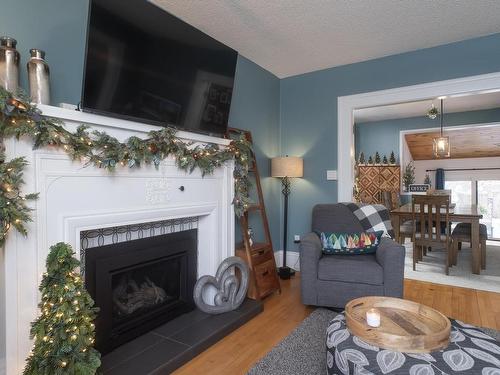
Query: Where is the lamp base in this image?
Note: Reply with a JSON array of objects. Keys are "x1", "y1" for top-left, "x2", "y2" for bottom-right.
[{"x1": 278, "y1": 266, "x2": 295, "y2": 280}]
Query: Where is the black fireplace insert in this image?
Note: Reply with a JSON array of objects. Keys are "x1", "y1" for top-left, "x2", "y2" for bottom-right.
[{"x1": 85, "y1": 230, "x2": 197, "y2": 353}]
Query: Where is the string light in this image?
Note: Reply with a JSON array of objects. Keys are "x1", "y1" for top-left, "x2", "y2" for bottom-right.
[{"x1": 1, "y1": 89, "x2": 252, "y2": 248}]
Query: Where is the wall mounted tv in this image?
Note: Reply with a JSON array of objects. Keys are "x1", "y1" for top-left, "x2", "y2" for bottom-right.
[{"x1": 82, "y1": 0, "x2": 238, "y2": 136}]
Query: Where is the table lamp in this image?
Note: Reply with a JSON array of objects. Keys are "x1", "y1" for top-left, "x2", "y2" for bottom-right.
[{"x1": 271, "y1": 156, "x2": 303, "y2": 279}]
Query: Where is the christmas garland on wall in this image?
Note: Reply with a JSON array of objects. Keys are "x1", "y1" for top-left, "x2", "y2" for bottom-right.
[{"x1": 0, "y1": 86, "x2": 252, "y2": 245}]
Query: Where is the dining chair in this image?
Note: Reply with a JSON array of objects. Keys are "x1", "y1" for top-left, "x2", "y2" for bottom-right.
[
  {"x1": 411, "y1": 195, "x2": 451, "y2": 275},
  {"x1": 382, "y1": 191, "x2": 413, "y2": 245}
]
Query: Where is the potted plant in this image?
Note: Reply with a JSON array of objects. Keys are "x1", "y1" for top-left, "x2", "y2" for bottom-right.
[
  {"x1": 402, "y1": 162, "x2": 415, "y2": 192},
  {"x1": 389, "y1": 151, "x2": 396, "y2": 165},
  {"x1": 424, "y1": 174, "x2": 431, "y2": 186},
  {"x1": 358, "y1": 152, "x2": 365, "y2": 165}
]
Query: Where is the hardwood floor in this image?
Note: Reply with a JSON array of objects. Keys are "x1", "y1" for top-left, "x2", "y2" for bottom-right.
[
  {"x1": 173, "y1": 276, "x2": 500, "y2": 375},
  {"x1": 404, "y1": 279, "x2": 500, "y2": 330}
]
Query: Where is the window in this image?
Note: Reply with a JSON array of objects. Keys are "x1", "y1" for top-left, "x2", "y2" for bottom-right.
[
  {"x1": 444, "y1": 180, "x2": 472, "y2": 206},
  {"x1": 477, "y1": 180, "x2": 500, "y2": 240}
]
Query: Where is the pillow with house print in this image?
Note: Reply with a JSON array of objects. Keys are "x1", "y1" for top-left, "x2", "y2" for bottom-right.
[{"x1": 317, "y1": 230, "x2": 383, "y2": 255}]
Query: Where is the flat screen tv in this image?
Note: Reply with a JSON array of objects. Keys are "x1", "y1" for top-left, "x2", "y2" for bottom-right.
[{"x1": 82, "y1": 0, "x2": 238, "y2": 136}]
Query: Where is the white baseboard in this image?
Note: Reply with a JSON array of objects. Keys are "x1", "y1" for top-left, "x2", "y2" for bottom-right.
[{"x1": 274, "y1": 250, "x2": 300, "y2": 271}]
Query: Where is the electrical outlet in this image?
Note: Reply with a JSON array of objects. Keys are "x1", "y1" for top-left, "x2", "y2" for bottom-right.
[{"x1": 294, "y1": 235, "x2": 300, "y2": 243}]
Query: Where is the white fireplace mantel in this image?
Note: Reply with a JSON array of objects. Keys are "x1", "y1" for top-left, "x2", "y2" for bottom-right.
[{"x1": 0, "y1": 105, "x2": 235, "y2": 375}]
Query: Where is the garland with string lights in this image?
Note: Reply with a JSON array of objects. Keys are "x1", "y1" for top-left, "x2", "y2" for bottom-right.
[
  {"x1": 23, "y1": 242, "x2": 101, "y2": 375},
  {"x1": 0, "y1": 86, "x2": 252, "y2": 245}
]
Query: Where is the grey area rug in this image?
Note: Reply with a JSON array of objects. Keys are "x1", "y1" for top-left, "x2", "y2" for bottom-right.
[
  {"x1": 247, "y1": 308, "x2": 500, "y2": 375},
  {"x1": 247, "y1": 308, "x2": 337, "y2": 375}
]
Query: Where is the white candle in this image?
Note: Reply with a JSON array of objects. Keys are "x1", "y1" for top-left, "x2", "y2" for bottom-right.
[{"x1": 366, "y1": 308, "x2": 381, "y2": 327}]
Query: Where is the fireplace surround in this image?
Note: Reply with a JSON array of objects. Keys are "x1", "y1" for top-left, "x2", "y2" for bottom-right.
[{"x1": 1, "y1": 105, "x2": 235, "y2": 374}]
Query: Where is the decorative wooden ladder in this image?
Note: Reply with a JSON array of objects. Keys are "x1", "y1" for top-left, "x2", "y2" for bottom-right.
[{"x1": 227, "y1": 128, "x2": 281, "y2": 300}]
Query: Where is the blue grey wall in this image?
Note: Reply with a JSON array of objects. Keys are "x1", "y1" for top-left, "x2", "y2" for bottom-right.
[
  {"x1": 229, "y1": 57, "x2": 281, "y2": 249},
  {"x1": 0, "y1": 0, "x2": 89, "y2": 105},
  {"x1": 280, "y1": 33, "x2": 500, "y2": 253},
  {"x1": 355, "y1": 108, "x2": 500, "y2": 164}
]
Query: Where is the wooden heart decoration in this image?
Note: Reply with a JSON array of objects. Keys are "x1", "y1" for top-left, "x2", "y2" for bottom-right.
[{"x1": 193, "y1": 256, "x2": 249, "y2": 314}]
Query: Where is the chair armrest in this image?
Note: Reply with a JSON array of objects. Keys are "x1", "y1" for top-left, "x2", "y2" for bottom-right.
[
  {"x1": 299, "y1": 232, "x2": 323, "y2": 279},
  {"x1": 299, "y1": 232, "x2": 323, "y2": 305},
  {"x1": 376, "y1": 237, "x2": 405, "y2": 298}
]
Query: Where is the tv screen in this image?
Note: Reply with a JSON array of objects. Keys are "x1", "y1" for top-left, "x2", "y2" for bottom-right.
[{"x1": 82, "y1": 0, "x2": 238, "y2": 136}]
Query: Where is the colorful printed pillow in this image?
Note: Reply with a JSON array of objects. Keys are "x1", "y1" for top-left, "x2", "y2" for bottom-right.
[{"x1": 317, "y1": 230, "x2": 383, "y2": 255}]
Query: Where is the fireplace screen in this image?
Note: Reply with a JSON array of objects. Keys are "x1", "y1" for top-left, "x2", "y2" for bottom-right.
[{"x1": 85, "y1": 230, "x2": 197, "y2": 354}]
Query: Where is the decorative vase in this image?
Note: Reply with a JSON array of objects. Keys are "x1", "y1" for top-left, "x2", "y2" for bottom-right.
[
  {"x1": 0, "y1": 36, "x2": 20, "y2": 92},
  {"x1": 27, "y1": 48, "x2": 50, "y2": 104}
]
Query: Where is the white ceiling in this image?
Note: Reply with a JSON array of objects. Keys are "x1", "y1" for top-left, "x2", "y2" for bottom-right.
[
  {"x1": 152, "y1": 0, "x2": 500, "y2": 78},
  {"x1": 354, "y1": 91, "x2": 500, "y2": 123}
]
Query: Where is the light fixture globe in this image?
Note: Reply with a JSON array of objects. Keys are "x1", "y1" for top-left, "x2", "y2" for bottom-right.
[
  {"x1": 433, "y1": 136, "x2": 450, "y2": 158},
  {"x1": 432, "y1": 99, "x2": 451, "y2": 159}
]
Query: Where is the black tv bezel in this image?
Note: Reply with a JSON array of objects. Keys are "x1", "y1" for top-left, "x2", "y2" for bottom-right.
[{"x1": 80, "y1": 0, "x2": 237, "y2": 138}]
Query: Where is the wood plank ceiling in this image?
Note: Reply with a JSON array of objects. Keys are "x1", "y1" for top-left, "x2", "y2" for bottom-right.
[{"x1": 405, "y1": 125, "x2": 500, "y2": 160}]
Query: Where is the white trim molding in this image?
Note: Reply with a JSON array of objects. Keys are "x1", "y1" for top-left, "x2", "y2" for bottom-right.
[{"x1": 337, "y1": 71, "x2": 500, "y2": 202}]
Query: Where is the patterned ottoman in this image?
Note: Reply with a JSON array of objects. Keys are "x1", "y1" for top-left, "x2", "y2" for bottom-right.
[{"x1": 326, "y1": 313, "x2": 500, "y2": 374}]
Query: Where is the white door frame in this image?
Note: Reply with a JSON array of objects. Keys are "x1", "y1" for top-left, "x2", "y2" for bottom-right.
[{"x1": 337, "y1": 71, "x2": 500, "y2": 202}]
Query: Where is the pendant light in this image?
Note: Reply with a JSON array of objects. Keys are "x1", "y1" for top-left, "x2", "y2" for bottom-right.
[{"x1": 433, "y1": 99, "x2": 450, "y2": 158}]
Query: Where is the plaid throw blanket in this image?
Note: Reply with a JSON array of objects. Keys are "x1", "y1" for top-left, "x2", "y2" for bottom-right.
[{"x1": 342, "y1": 203, "x2": 394, "y2": 238}]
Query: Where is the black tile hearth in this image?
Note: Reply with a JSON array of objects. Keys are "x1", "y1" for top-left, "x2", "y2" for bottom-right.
[{"x1": 100, "y1": 299, "x2": 263, "y2": 374}]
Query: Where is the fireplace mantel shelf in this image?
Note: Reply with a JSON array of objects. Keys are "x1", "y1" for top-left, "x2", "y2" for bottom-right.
[{"x1": 38, "y1": 104, "x2": 231, "y2": 146}]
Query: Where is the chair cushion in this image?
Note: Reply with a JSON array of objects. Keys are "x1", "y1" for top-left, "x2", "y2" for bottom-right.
[
  {"x1": 318, "y1": 231, "x2": 383, "y2": 255},
  {"x1": 312, "y1": 204, "x2": 364, "y2": 233},
  {"x1": 318, "y1": 254, "x2": 383, "y2": 285},
  {"x1": 452, "y1": 222, "x2": 488, "y2": 238}
]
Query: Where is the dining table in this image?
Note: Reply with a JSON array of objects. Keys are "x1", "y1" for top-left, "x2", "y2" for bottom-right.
[{"x1": 391, "y1": 203, "x2": 484, "y2": 274}]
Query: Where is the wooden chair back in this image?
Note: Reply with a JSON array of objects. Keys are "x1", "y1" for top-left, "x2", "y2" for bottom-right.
[
  {"x1": 411, "y1": 195, "x2": 450, "y2": 247},
  {"x1": 382, "y1": 191, "x2": 401, "y2": 211},
  {"x1": 426, "y1": 189, "x2": 451, "y2": 196},
  {"x1": 382, "y1": 191, "x2": 394, "y2": 210}
]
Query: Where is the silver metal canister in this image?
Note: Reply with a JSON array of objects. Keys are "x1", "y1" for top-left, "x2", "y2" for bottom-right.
[
  {"x1": 0, "y1": 36, "x2": 20, "y2": 91},
  {"x1": 27, "y1": 48, "x2": 51, "y2": 104}
]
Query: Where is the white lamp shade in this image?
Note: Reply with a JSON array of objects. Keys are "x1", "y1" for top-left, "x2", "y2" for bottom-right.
[{"x1": 271, "y1": 156, "x2": 303, "y2": 178}]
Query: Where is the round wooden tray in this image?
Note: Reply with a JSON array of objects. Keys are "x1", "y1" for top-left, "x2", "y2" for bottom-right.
[{"x1": 345, "y1": 296, "x2": 451, "y2": 353}]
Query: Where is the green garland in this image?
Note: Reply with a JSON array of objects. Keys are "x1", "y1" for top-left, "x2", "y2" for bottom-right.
[{"x1": 0, "y1": 86, "x2": 252, "y2": 245}]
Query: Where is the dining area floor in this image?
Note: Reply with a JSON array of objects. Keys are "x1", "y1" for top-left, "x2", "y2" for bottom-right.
[{"x1": 403, "y1": 239, "x2": 500, "y2": 293}]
